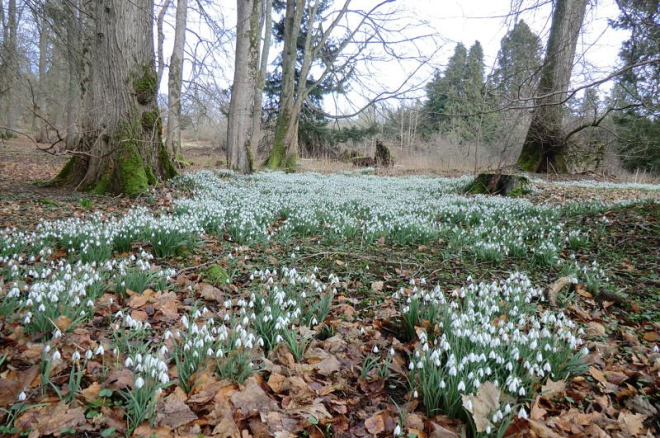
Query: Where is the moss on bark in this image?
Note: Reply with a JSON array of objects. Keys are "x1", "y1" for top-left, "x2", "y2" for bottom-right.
[
  {"x1": 160, "y1": 142, "x2": 178, "y2": 179},
  {"x1": 141, "y1": 110, "x2": 160, "y2": 131},
  {"x1": 117, "y1": 141, "x2": 149, "y2": 195},
  {"x1": 91, "y1": 172, "x2": 112, "y2": 195},
  {"x1": 51, "y1": 156, "x2": 79, "y2": 186},
  {"x1": 266, "y1": 112, "x2": 290, "y2": 169},
  {"x1": 466, "y1": 173, "x2": 530, "y2": 196},
  {"x1": 133, "y1": 68, "x2": 157, "y2": 105}
]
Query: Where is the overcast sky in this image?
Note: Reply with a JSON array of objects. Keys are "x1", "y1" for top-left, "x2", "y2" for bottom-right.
[{"x1": 167, "y1": 0, "x2": 630, "y2": 116}]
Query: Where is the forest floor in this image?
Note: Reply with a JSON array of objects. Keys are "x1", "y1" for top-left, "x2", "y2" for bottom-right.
[{"x1": 0, "y1": 139, "x2": 659, "y2": 437}]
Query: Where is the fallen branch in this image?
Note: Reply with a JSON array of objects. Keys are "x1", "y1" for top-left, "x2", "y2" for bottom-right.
[{"x1": 546, "y1": 276, "x2": 576, "y2": 307}]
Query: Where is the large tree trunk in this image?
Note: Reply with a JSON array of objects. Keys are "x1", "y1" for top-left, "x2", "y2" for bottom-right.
[
  {"x1": 265, "y1": 0, "x2": 304, "y2": 170},
  {"x1": 227, "y1": 0, "x2": 264, "y2": 173},
  {"x1": 249, "y1": 0, "x2": 272, "y2": 156},
  {"x1": 53, "y1": 0, "x2": 176, "y2": 195},
  {"x1": 165, "y1": 0, "x2": 187, "y2": 161},
  {"x1": 516, "y1": 0, "x2": 587, "y2": 173}
]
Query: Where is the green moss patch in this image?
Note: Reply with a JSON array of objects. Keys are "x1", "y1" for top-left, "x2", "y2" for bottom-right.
[
  {"x1": 133, "y1": 68, "x2": 157, "y2": 105},
  {"x1": 204, "y1": 264, "x2": 230, "y2": 286}
]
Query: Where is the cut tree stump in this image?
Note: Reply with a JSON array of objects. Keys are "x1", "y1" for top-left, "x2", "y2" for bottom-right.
[
  {"x1": 466, "y1": 173, "x2": 530, "y2": 196},
  {"x1": 374, "y1": 140, "x2": 393, "y2": 167}
]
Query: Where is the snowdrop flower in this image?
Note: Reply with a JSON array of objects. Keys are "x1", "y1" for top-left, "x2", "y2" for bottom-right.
[
  {"x1": 372, "y1": 345, "x2": 379, "y2": 354},
  {"x1": 95, "y1": 345, "x2": 104, "y2": 356},
  {"x1": 413, "y1": 390, "x2": 418, "y2": 398},
  {"x1": 135, "y1": 377, "x2": 145, "y2": 389},
  {"x1": 457, "y1": 381, "x2": 466, "y2": 391},
  {"x1": 518, "y1": 407, "x2": 528, "y2": 420},
  {"x1": 52, "y1": 350, "x2": 61, "y2": 361},
  {"x1": 393, "y1": 424, "x2": 401, "y2": 436},
  {"x1": 71, "y1": 351, "x2": 81, "y2": 361}
]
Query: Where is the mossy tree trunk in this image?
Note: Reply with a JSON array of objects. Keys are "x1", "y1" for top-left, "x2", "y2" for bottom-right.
[
  {"x1": 516, "y1": 0, "x2": 586, "y2": 173},
  {"x1": 165, "y1": 0, "x2": 187, "y2": 162},
  {"x1": 52, "y1": 0, "x2": 176, "y2": 195},
  {"x1": 265, "y1": 0, "x2": 304, "y2": 171},
  {"x1": 227, "y1": 0, "x2": 263, "y2": 174}
]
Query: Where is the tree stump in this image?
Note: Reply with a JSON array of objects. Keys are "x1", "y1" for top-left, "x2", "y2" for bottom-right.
[
  {"x1": 374, "y1": 140, "x2": 393, "y2": 167},
  {"x1": 466, "y1": 173, "x2": 530, "y2": 196}
]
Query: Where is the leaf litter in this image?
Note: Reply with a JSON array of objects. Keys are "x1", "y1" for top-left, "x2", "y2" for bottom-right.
[{"x1": 0, "y1": 154, "x2": 659, "y2": 436}]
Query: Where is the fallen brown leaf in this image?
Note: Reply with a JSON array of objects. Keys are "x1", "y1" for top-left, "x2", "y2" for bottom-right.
[
  {"x1": 155, "y1": 388, "x2": 198, "y2": 428},
  {"x1": 618, "y1": 412, "x2": 646, "y2": 436},
  {"x1": 231, "y1": 376, "x2": 279, "y2": 419},
  {"x1": 364, "y1": 411, "x2": 387, "y2": 434},
  {"x1": 541, "y1": 378, "x2": 566, "y2": 399},
  {"x1": 462, "y1": 381, "x2": 500, "y2": 432}
]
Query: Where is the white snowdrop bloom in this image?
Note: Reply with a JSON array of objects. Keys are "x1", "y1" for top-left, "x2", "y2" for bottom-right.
[
  {"x1": 85, "y1": 350, "x2": 93, "y2": 360},
  {"x1": 135, "y1": 377, "x2": 145, "y2": 389},
  {"x1": 52, "y1": 350, "x2": 61, "y2": 361},
  {"x1": 72, "y1": 351, "x2": 81, "y2": 361},
  {"x1": 518, "y1": 407, "x2": 528, "y2": 420},
  {"x1": 53, "y1": 329, "x2": 62, "y2": 339},
  {"x1": 18, "y1": 391, "x2": 27, "y2": 401},
  {"x1": 413, "y1": 390, "x2": 418, "y2": 398},
  {"x1": 125, "y1": 357, "x2": 134, "y2": 368},
  {"x1": 457, "y1": 381, "x2": 466, "y2": 392},
  {"x1": 95, "y1": 345, "x2": 104, "y2": 356},
  {"x1": 372, "y1": 345, "x2": 379, "y2": 354},
  {"x1": 393, "y1": 424, "x2": 401, "y2": 436}
]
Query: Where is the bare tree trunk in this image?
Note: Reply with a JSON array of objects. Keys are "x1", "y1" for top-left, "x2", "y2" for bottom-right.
[
  {"x1": 249, "y1": 0, "x2": 272, "y2": 157},
  {"x1": 266, "y1": 0, "x2": 304, "y2": 170},
  {"x1": 156, "y1": 0, "x2": 171, "y2": 88},
  {"x1": 35, "y1": 2, "x2": 49, "y2": 142},
  {"x1": 1, "y1": 0, "x2": 18, "y2": 132},
  {"x1": 165, "y1": 0, "x2": 187, "y2": 161},
  {"x1": 516, "y1": 0, "x2": 587, "y2": 173},
  {"x1": 53, "y1": 0, "x2": 176, "y2": 195},
  {"x1": 65, "y1": 0, "x2": 81, "y2": 149},
  {"x1": 227, "y1": 0, "x2": 264, "y2": 173}
]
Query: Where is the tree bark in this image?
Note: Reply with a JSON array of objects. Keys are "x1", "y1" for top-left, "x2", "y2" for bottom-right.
[
  {"x1": 249, "y1": 0, "x2": 272, "y2": 156},
  {"x1": 165, "y1": 0, "x2": 187, "y2": 161},
  {"x1": 0, "y1": 0, "x2": 18, "y2": 132},
  {"x1": 516, "y1": 0, "x2": 587, "y2": 173},
  {"x1": 265, "y1": 0, "x2": 304, "y2": 170},
  {"x1": 53, "y1": 0, "x2": 176, "y2": 195},
  {"x1": 65, "y1": 0, "x2": 81, "y2": 149},
  {"x1": 227, "y1": 0, "x2": 264, "y2": 173},
  {"x1": 156, "y1": 0, "x2": 171, "y2": 89},
  {"x1": 35, "y1": 2, "x2": 49, "y2": 143}
]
